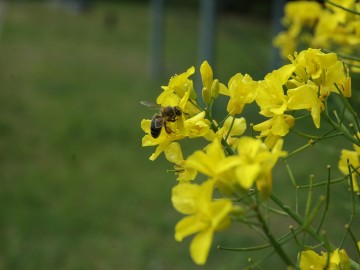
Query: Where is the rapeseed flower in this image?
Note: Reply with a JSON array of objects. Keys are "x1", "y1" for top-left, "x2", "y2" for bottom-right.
[
  {"x1": 253, "y1": 114, "x2": 295, "y2": 148},
  {"x1": 216, "y1": 116, "x2": 247, "y2": 148},
  {"x1": 225, "y1": 73, "x2": 258, "y2": 116},
  {"x1": 256, "y1": 64, "x2": 294, "y2": 117},
  {"x1": 234, "y1": 136, "x2": 286, "y2": 199},
  {"x1": 172, "y1": 180, "x2": 233, "y2": 265},
  {"x1": 164, "y1": 142, "x2": 197, "y2": 181},
  {"x1": 185, "y1": 138, "x2": 240, "y2": 195},
  {"x1": 298, "y1": 249, "x2": 350, "y2": 270},
  {"x1": 339, "y1": 141, "x2": 360, "y2": 192}
]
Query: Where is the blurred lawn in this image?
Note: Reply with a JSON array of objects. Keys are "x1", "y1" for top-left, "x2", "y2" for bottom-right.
[
  {"x1": 0, "y1": 2, "x2": 273, "y2": 269},
  {"x1": 1, "y1": 2, "x2": 357, "y2": 270}
]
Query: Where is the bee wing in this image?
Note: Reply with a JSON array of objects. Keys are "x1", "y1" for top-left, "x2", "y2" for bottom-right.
[
  {"x1": 140, "y1": 101, "x2": 161, "y2": 110},
  {"x1": 152, "y1": 115, "x2": 164, "y2": 128}
]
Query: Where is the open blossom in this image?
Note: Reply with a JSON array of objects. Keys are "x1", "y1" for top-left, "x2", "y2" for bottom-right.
[
  {"x1": 274, "y1": 1, "x2": 322, "y2": 59},
  {"x1": 216, "y1": 116, "x2": 247, "y2": 148},
  {"x1": 298, "y1": 249, "x2": 350, "y2": 270},
  {"x1": 256, "y1": 64, "x2": 295, "y2": 117},
  {"x1": 253, "y1": 114, "x2": 294, "y2": 148},
  {"x1": 274, "y1": 0, "x2": 360, "y2": 72},
  {"x1": 234, "y1": 136, "x2": 287, "y2": 199},
  {"x1": 287, "y1": 82, "x2": 324, "y2": 128},
  {"x1": 185, "y1": 138, "x2": 240, "y2": 195},
  {"x1": 172, "y1": 180, "x2": 233, "y2": 265},
  {"x1": 225, "y1": 73, "x2": 258, "y2": 116},
  {"x1": 141, "y1": 111, "x2": 212, "y2": 160},
  {"x1": 164, "y1": 142, "x2": 197, "y2": 182},
  {"x1": 338, "y1": 135, "x2": 360, "y2": 192},
  {"x1": 288, "y1": 48, "x2": 351, "y2": 97},
  {"x1": 159, "y1": 66, "x2": 200, "y2": 116}
]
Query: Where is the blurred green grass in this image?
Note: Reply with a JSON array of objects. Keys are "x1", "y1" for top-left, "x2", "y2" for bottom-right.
[
  {"x1": 1, "y1": 2, "x2": 357, "y2": 270},
  {"x1": 0, "y1": 2, "x2": 273, "y2": 269}
]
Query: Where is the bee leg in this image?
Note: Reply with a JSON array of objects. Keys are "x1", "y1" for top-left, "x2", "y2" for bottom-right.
[{"x1": 164, "y1": 123, "x2": 173, "y2": 134}]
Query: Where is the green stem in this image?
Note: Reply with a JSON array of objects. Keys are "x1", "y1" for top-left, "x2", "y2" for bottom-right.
[
  {"x1": 324, "y1": 0, "x2": 360, "y2": 16},
  {"x1": 321, "y1": 112, "x2": 360, "y2": 147},
  {"x1": 317, "y1": 165, "x2": 331, "y2": 233},
  {"x1": 270, "y1": 193, "x2": 332, "y2": 250},
  {"x1": 322, "y1": 48, "x2": 360, "y2": 62},
  {"x1": 253, "y1": 204, "x2": 295, "y2": 267},
  {"x1": 205, "y1": 109, "x2": 236, "y2": 156}
]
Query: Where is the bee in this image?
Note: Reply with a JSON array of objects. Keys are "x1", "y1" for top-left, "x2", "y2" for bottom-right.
[{"x1": 141, "y1": 101, "x2": 182, "y2": 138}]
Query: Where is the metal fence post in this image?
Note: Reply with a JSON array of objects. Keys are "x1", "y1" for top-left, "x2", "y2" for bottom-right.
[{"x1": 150, "y1": 0, "x2": 164, "y2": 78}]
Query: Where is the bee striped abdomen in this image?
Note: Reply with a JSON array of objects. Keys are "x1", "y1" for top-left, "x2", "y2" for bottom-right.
[{"x1": 150, "y1": 115, "x2": 163, "y2": 138}]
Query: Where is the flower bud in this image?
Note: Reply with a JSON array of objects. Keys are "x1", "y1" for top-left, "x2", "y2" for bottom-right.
[
  {"x1": 200, "y1": 61, "x2": 213, "y2": 90},
  {"x1": 202, "y1": 87, "x2": 211, "y2": 105},
  {"x1": 211, "y1": 79, "x2": 220, "y2": 99}
]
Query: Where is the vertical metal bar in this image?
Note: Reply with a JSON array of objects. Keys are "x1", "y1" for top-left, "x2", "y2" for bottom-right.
[
  {"x1": 197, "y1": 0, "x2": 216, "y2": 96},
  {"x1": 268, "y1": 0, "x2": 286, "y2": 71},
  {"x1": 198, "y1": 0, "x2": 216, "y2": 68},
  {"x1": 150, "y1": 0, "x2": 164, "y2": 78}
]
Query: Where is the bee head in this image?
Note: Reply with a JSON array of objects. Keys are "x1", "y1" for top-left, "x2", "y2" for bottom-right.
[{"x1": 174, "y1": 106, "x2": 182, "y2": 116}]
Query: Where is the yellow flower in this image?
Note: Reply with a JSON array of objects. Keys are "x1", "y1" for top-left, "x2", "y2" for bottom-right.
[
  {"x1": 141, "y1": 109, "x2": 213, "y2": 161},
  {"x1": 162, "y1": 66, "x2": 196, "y2": 99},
  {"x1": 164, "y1": 142, "x2": 197, "y2": 181},
  {"x1": 283, "y1": 1, "x2": 322, "y2": 27},
  {"x1": 216, "y1": 116, "x2": 247, "y2": 148},
  {"x1": 253, "y1": 114, "x2": 295, "y2": 138},
  {"x1": 226, "y1": 73, "x2": 258, "y2": 116},
  {"x1": 158, "y1": 66, "x2": 200, "y2": 116},
  {"x1": 339, "y1": 148, "x2": 360, "y2": 192},
  {"x1": 298, "y1": 249, "x2": 350, "y2": 270},
  {"x1": 183, "y1": 111, "x2": 211, "y2": 138},
  {"x1": 256, "y1": 64, "x2": 295, "y2": 117},
  {"x1": 235, "y1": 137, "x2": 286, "y2": 199},
  {"x1": 185, "y1": 139, "x2": 240, "y2": 195},
  {"x1": 287, "y1": 83, "x2": 324, "y2": 128},
  {"x1": 273, "y1": 31, "x2": 297, "y2": 59},
  {"x1": 141, "y1": 119, "x2": 185, "y2": 161},
  {"x1": 288, "y1": 49, "x2": 351, "y2": 98},
  {"x1": 172, "y1": 180, "x2": 233, "y2": 265}
]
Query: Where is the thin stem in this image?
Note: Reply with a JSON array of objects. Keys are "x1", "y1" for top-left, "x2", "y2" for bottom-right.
[
  {"x1": 285, "y1": 160, "x2": 297, "y2": 187},
  {"x1": 270, "y1": 193, "x2": 333, "y2": 251},
  {"x1": 218, "y1": 243, "x2": 271, "y2": 252},
  {"x1": 297, "y1": 176, "x2": 347, "y2": 189},
  {"x1": 325, "y1": 0, "x2": 360, "y2": 16},
  {"x1": 333, "y1": 83, "x2": 360, "y2": 132},
  {"x1": 322, "y1": 112, "x2": 360, "y2": 147},
  {"x1": 346, "y1": 225, "x2": 360, "y2": 261},
  {"x1": 253, "y1": 204, "x2": 295, "y2": 267},
  {"x1": 205, "y1": 109, "x2": 236, "y2": 156},
  {"x1": 304, "y1": 175, "x2": 314, "y2": 220},
  {"x1": 225, "y1": 114, "x2": 236, "y2": 141},
  {"x1": 317, "y1": 165, "x2": 331, "y2": 233}
]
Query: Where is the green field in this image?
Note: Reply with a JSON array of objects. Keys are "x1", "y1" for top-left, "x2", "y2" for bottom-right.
[
  {"x1": 1, "y1": 2, "x2": 357, "y2": 270},
  {"x1": 0, "y1": 2, "x2": 273, "y2": 269}
]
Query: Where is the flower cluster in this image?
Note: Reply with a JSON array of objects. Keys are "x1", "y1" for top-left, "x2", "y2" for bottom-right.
[
  {"x1": 141, "y1": 46, "x2": 359, "y2": 266},
  {"x1": 299, "y1": 249, "x2": 350, "y2": 270},
  {"x1": 274, "y1": 0, "x2": 360, "y2": 71}
]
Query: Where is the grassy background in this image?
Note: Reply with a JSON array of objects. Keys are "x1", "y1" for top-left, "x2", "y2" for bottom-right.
[{"x1": 0, "y1": 2, "x2": 358, "y2": 270}]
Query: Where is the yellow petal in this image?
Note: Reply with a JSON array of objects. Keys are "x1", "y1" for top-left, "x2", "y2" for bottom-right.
[
  {"x1": 190, "y1": 228, "x2": 214, "y2": 265},
  {"x1": 298, "y1": 250, "x2": 326, "y2": 270},
  {"x1": 236, "y1": 163, "x2": 261, "y2": 189},
  {"x1": 172, "y1": 182, "x2": 201, "y2": 214},
  {"x1": 164, "y1": 142, "x2": 184, "y2": 164},
  {"x1": 175, "y1": 215, "x2": 205, "y2": 242},
  {"x1": 200, "y1": 61, "x2": 213, "y2": 91},
  {"x1": 149, "y1": 141, "x2": 171, "y2": 161}
]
